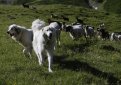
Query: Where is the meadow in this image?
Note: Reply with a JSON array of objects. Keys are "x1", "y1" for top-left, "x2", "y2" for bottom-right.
[{"x1": 0, "y1": 4, "x2": 121, "y2": 85}]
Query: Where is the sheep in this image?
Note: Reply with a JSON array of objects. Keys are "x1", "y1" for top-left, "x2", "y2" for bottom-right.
[{"x1": 63, "y1": 23, "x2": 87, "y2": 40}]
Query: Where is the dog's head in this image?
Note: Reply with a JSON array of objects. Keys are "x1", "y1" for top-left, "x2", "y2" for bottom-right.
[
  {"x1": 7, "y1": 24, "x2": 21, "y2": 38},
  {"x1": 42, "y1": 26, "x2": 55, "y2": 40}
]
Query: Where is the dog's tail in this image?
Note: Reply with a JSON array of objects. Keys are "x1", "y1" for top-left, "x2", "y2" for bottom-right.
[{"x1": 31, "y1": 19, "x2": 46, "y2": 32}]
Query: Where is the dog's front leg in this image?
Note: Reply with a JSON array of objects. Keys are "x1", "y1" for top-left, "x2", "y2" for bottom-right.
[{"x1": 46, "y1": 50, "x2": 53, "y2": 73}]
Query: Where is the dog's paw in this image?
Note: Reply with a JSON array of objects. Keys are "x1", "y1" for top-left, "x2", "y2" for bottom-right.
[
  {"x1": 39, "y1": 62, "x2": 43, "y2": 66},
  {"x1": 49, "y1": 69, "x2": 53, "y2": 73}
]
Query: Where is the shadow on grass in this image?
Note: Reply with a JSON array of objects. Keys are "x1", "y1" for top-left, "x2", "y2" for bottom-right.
[
  {"x1": 64, "y1": 41, "x2": 94, "y2": 53},
  {"x1": 54, "y1": 56, "x2": 121, "y2": 85},
  {"x1": 100, "y1": 45, "x2": 120, "y2": 52}
]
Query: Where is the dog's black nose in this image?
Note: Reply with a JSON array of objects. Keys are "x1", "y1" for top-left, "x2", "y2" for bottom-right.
[{"x1": 7, "y1": 31, "x2": 9, "y2": 34}]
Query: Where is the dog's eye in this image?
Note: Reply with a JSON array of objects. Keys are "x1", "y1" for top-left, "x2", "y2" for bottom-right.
[
  {"x1": 11, "y1": 27, "x2": 15, "y2": 30},
  {"x1": 11, "y1": 28, "x2": 13, "y2": 30}
]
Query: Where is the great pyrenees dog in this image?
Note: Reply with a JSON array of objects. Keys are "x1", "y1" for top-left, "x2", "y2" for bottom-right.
[
  {"x1": 32, "y1": 19, "x2": 56, "y2": 72},
  {"x1": 7, "y1": 24, "x2": 33, "y2": 58}
]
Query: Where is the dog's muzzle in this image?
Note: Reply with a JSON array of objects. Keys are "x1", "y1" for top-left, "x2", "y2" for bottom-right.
[
  {"x1": 7, "y1": 31, "x2": 15, "y2": 37},
  {"x1": 7, "y1": 31, "x2": 10, "y2": 34}
]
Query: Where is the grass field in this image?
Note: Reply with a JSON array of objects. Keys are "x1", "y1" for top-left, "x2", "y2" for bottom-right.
[{"x1": 0, "y1": 4, "x2": 121, "y2": 85}]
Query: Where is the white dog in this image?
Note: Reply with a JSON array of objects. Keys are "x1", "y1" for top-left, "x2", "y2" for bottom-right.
[
  {"x1": 32, "y1": 19, "x2": 56, "y2": 72},
  {"x1": 7, "y1": 24, "x2": 33, "y2": 58}
]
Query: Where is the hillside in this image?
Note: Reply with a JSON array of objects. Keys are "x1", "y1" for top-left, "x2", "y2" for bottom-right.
[
  {"x1": 26, "y1": 0, "x2": 91, "y2": 8},
  {"x1": 31, "y1": 0, "x2": 121, "y2": 13},
  {"x1": 104, "y1": 0, "x2": 121, "y2": 13},
  {"x1": 0, "y1": 4, "x2": 121, "y2": 85},
  {"x1": 1, "y1": 0, "x2": 121, "y2": 13},
  {"x1": 0, "y1": 0, "x2": 89, "y2": 7}
]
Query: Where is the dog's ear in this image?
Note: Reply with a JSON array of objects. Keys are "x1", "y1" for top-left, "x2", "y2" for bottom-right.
[{"x1": 14, "y1": 26, "x2": 21, "y2": 34}]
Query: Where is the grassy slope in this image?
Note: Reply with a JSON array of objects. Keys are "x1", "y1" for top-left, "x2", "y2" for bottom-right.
[
  {"x1": 104, "y1": 0, "x2": 121, "y2": 13},
  {"x1": 27, "y1": 0, "x2": 89, "y2": 7},
  {"x1": 0, "y1": 4, "x2": 121, "y2": 85}
]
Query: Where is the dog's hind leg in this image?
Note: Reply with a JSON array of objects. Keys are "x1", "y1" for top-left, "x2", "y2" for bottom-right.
[
  {"x1": 33, "y1": 44, "x2": 43, "y2": 66},
  {"x1": 23, "y1": 47, "x2": 32, "y2": 59},
  {"x1": 27, "y1": 47, "x2": 32, "y2": 59},
  {"x1": 23, "y1": 48, "x2": 31, "y2": 58}
]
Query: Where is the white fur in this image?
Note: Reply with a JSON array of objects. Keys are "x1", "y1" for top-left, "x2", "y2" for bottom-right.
[
  {"x1": 32, "y1": 19, "x2": 56, "y2": 72},
  {"x1": 7, "y1": 24, "x2": 33, "y2": 58}
]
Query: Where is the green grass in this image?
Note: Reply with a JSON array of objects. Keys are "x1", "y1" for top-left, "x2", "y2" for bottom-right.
[
  {"x1": 0, "y1": 4, "x2": 121, "y2": 85},
  {"x1": 104, "y1": 0, "x2": 121, "y2": 13}
]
